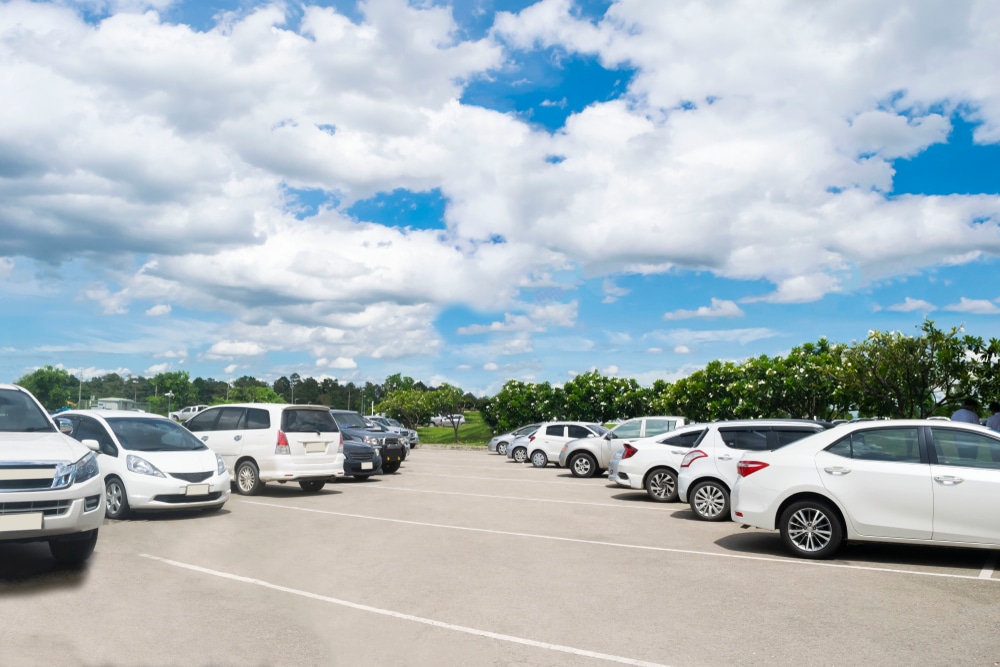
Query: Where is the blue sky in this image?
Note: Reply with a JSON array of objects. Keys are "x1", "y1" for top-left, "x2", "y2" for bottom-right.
[{"x1": 2, "y1": 0, "x2": 1000, "y2": 396}]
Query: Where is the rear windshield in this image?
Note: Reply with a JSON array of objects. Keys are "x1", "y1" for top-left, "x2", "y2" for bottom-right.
[
  {"x1": 284, "y1": 409, "x2": 339, "y2": 433},
  {"x1": 0, "y1": 389, "x2": 55, "y2": 433},
  {"x1": 330, "y1": 411, "x2": 367, "y2": 429},
  {"x1": 106, "y1": 418, "x2": 207, "y2": 452}
]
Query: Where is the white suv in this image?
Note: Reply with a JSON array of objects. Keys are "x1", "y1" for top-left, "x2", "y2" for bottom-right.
[
  {"x1": 678, "y1": 420, "x2": 828, "y2": 521},
  {"x1": 185, "y1": 404, "x2": 345, "y2": 495},
  {"x1": 0, "y1": 384, "x2": 104, "y2": 565},
  {"x1": 511, "y1": 421, "x2": 608, "y2": 467}
]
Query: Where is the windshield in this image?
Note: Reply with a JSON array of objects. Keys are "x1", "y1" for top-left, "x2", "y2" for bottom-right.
[
  {"x1": 387, "y1": 418, "x2": 404, "y2": 428},
  {"x1": 331, "y1": 411, "x2": 368, "y2": 429},
  {"x1": 0, "y1": 389, "x2": 55, "y2": 433},
  {"x1": 106, "y1": 418, "x2": 207, "y2": 452}
]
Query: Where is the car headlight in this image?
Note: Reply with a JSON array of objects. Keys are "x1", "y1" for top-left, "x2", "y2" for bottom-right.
[
  {"x1": 127, "y1": 454, "x2": 166, "y2": 478},
  {"x1": 215, "y1": 453, "x2": 226, "y2": 475},
  {"x1": 53, "y1": 452, "x2": 101, "y2": 488}
]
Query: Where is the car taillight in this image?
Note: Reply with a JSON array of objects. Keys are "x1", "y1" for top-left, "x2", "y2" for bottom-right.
[
  {"x1": 529, "y1": 435, "x2": 536, "y2": 442},
  {"x1": 275, "y1": 430, "x2": 290, "y2": 455},
  {"x1": 338, "y1": 431, "x2": 344, "y2": 455},
  {"x1": 680, "y1": 449, "x2": 707, "y2": 468},
  {"x1": 737, "y1": 460, "x2": 769, "y2": 477},
  {"x1": 622, "y1": 444, "x2": 638, "y2": 459}
]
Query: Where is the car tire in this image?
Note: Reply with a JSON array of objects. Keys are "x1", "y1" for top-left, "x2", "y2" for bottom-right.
[
  {"x1": 569, "y1": 452, "x2": 598, "y2": 478},
  {"x1": 689, "y1": 480, "x2": 730, "y2": 521},
  {"x1": 104, "y1": 476, "x2": 131, "y2": 520},
  {"x1": 354, "y1": 474, "x2": 372, "y2": 481},
  {"x1": 530, "y1": 450, "x2": 548, "y2": 467},
  {"x1": 512, "y1": 447, "x2": 527, "y2": 463},
  {"x1": 298, "y1": 480, "x2": 326, "y2": 493},
  {"x1": 235, "y1": 460, "x2": 262, "y2": 496},
  {"x1": 497, "y1": 442, "x2": 508, "y2": 456},
  {"x1": 48, "y1": 529, "x2": 98, "y2": 566},
  {"x1": 779, "y1": 500, "x2": 844, "y2": 559},
  {"x1": 382, "y1": 461, "x2": 401, "y2": 474},
  {"x1": 644, "y1": 468, "x2": 679, "y2": 503}
]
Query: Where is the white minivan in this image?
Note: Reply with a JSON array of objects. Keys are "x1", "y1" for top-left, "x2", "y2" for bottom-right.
[{"x1": 184, "y1": 404, "x2": 345, "y2": 495}]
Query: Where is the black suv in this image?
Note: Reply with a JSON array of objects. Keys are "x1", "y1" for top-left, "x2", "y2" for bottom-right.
[{"x1": 329, "y1": 409, "x2": 405, "y2": 474}]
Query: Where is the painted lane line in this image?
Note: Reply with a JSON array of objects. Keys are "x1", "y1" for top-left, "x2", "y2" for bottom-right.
[
  {"x1": 979, "y1": 553, "x2": 997, "y2": 580},
  {"x1": 405, "y1": 472, "x2": 587, "y2": 486},
  {"x1": 243, "y1": 500, "x2": 1000, "y2": 584},
  {"x1": 348, "y1": 484, "x2": 673, "y2": 512},
  {"x1": 139, "y1": 554, "x2": 671, "y2": 667}
]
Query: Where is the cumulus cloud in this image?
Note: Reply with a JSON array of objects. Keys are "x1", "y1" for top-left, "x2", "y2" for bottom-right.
[
  {"x1": 145, "y1": 304, "x2": 171, "y2": 316},
  {"x1": 887, "y1": 297, "x2": 937, "y2": 312},
  {"x1": 483, "y1": 362, "x2": 499, "y2": 371},
  {"x1": 601, "y1": 364, "x2": 619, "y2": 375},
  {"x1": 144, "y1": 362, "x2": 170, "y2": 374},
  {"x1": 0, "y1": 258, "x2": 13, "y2": 279},
  {"x1": 457, "y1": 301, "x2": 578, "y2": 335},
  {"x1": 601, "y1": 278, "x2": 630, "y2": 303},
  {"x1": 664, "y1": 298, "x2": 744, "y2": 320},
  {"x1": 206, "y1": 340, "x2": 267, "y2": 358},
  {"x1": 673, "y1": 345, "x2": 692, "y2": 354},
  {"x1": 648, "y1": 328, "x2": 779, "y2": 347},
  {"x1": 223, "y1": 364, "x2": 240, "y2": 374},
  {"x1": 944, "y1": 297, "x2": 1000, "y2": 314}
]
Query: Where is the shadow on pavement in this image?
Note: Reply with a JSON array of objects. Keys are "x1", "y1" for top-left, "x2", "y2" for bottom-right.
[{"x1": 0, "y1": 542, "x2": 90, "y2": 591}]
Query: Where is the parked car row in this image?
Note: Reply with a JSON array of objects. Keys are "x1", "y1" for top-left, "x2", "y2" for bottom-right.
[
  {"x1": 494, "y1": 415, "x2": 1000, "y2": 559},
  {"x1": 0, "y1": 384, "x2": 414, "y2": 566}
]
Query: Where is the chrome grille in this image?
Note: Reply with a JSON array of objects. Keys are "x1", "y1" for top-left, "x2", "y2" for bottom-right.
[
  {"x1": 168, "y1": 471, "x2": 213, "y2": 483},
  {"x1": 0, "y1": 500, "x2": 71, "y2": 517}
]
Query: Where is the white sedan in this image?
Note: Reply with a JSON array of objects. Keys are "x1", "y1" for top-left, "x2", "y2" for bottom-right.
[
  {"x1": 57, "y1": 410, "x2": 231, "y2": 519},
  {"x1": 732, "y1": 420, "x2": 1000, "y2": 559},
  {"x1": 609, "y1": 425, "x2": 708, "y2": 501}
]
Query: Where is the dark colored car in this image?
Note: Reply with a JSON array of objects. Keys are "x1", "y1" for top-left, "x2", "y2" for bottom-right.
[
  {"x1": 343, "y1": 440, "x2": 382, "y2": 480},
  {"x1": 329, "y1": 409, "x2": 405, "y2": 474}
]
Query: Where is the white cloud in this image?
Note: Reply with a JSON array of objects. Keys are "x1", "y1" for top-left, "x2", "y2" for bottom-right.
[
  {"x1": 664, "y1": 298, "x2": 744, "y2": 320},
  {"x1": 144, "y1": 362, "x2": 170, "y2": 374},
  {"x1": 483, "y1": 362, "x2": 499, "y2": 371},
  {"x1": 944, "y1": 297, "x2": 1000, "y2": 315},
  {"x1": 145, "y1": 303, "x2": 171, "y2": 316},
  {"x1": 887, "y1": 297, "x2": 936, "y2": 312},
  {"x1": 601, "y1": 278, "x2": 631, "y2": 304},
  {"x1": 601, "y1": 364, "x2": 619, "y2": 375},
  {"x1": 673, "y1": 345, "x2": 692, "y2": 354},
  {"x1": 647, "y1": 347, "x2": 663, "y2": 354},
  {"x1": 457, "y1": 301, "x2": 578, "y2": 335},
  {"x1": 0, "y1": 257, "x2": 13, "y2": 279},
  {"x1": 58, "y1": 364, "x2": 132, "y2": 380},
  {"x1": 206, "y1": 340, "x2": 267, "y2": 358},
  {"x1": 649, "y1": 328, "x2": 779, "y2": 347},
  {"x1": 325, "y1": 357, "x2": 358, "y2": 370}
]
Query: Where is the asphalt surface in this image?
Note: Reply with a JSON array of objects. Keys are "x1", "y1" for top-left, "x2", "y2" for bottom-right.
[{"x1": 2, "y1": 448, "x2": 999, "y2": 666}]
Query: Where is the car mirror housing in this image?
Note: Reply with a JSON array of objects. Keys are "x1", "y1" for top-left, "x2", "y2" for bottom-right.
[{"x1": 81, "y1": 439, "x2": 100, "y2": 452}]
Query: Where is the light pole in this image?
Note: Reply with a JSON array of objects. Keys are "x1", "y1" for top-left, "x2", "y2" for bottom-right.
[{"x1": 164, "y1": 390, "x2": 174, "y2": 417}]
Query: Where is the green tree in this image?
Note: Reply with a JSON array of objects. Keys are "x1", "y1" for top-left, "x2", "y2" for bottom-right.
[
  {"x1": 377, "y1": 389, "x2": 434, "y2": 429},
  {"x1": 429, "y1": 383, "x2": 467, "y2": 443},
  {"x1": 16, "y1": 366, "x2": 77, "y2": 410}
]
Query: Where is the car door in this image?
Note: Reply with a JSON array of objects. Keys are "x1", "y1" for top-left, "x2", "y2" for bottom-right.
[
  {"x1": 531, "y1": 424, "x2": 565, "y2": 458},
  {"x1": 815, "y1": 426, "x2": 932, "y2": 539},
  {"x1": 565, "y1": 424, "x2": 598, "y2": 461},
  {"x1": 187, "y1": 407, "x2": 247, "y2": 470},
  {"x1": 927, "y1": 426, "x2": 1000, "y2": 545}
]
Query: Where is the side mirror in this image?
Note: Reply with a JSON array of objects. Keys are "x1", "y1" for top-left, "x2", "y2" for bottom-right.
[
  {"x1": 81, "y1": 439, "x2": 100, "y2": 452},
  {"x1": 604, "y1": 432, "x2": 613, "y2": 440},
  {"x1": 57, "y1": 420, "x2": 73, "y2": 435}
]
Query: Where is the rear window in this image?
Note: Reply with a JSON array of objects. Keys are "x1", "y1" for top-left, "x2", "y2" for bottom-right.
[
  {"x1": 284, "y1": 409, "x2": 339, "y2": 433},
  {"x1": 720, "y1": 428, "x2": 770, "y2": 451},
  {"x1": 773, "y1": 429, "x2": 821, "y2": 448},
  {"x1": 659, "y1": 429, "x2": 706, "y2": 448},
  {"x1": 331, "y1": 411, "x2": 367, "y2": 429}
]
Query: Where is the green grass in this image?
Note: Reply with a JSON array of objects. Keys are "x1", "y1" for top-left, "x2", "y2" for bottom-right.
[{"x1": 416, "y1": 411, "x2": 492, "y2": 446}]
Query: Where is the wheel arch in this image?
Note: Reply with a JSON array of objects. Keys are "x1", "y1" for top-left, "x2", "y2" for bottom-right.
[
  {"x1": 775, "y1": 492, "x2": 848, "y2": 536},
  {"x1": 642, "y1": 465, "x2": 678, "y2": 488},
  {"x1": 690, "y1": 475, "x2": 731, "y2": 494}
]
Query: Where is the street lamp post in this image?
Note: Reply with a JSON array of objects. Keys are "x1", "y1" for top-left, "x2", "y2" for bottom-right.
[{"x1": 164, "y1": 390, "x2": 174, "y2": 417}]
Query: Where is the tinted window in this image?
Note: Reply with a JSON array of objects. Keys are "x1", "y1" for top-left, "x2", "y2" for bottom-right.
[
  {"x1": 826, "y1": 428, "x2": 921, "y2": 462},
  {"x1": 645, "y1": 419, "x2": 677, "y2": 436},
  {"x1": 216, "y1": 408, "x2": 246, "y2": 431},
  {"x1": 331, "y1": 411, "x2": 368, "y2": 429},
  {"x1": 545, "y1": 425, "x2": 564, "y2": 437},
  {"x1": 247, "y1": 408, "x2": 271, "y2": 430},
  {"x1": 720, "y1": 428, "x2": 770, "y2": 451},
  {"x1": 514, "y1": 424, "x2": 539, "y2": 437},
  {"x1": 186, "y1": 408, "x2": 221, "y2": 433},
  {"x1": 75, "y1": 417, "x2": 117, "y2": 456},
  {"x1": 774, "y1": 429, "x2": 821, "y2": 448},
  {"x1": 611, "y1": 420, "x2": 642, "y2": 438},
  {"x1": 658, "y1": 429, "x2": 706, "y2": 448},
  {"x1": 0, "y1": 389, "x2": 54, "y2": 433},
  {"x1": 567, "y1": 425, "x2": 594, "y2": 439},
  {"x1": 107, "y1": 418, "x2": 207, "y2": 452},
  {"x1": 931, "y1": 428, "x2": 1000, "y2": 469},
  {"x1": 283, "y1": 409, "x2": 338, "y2": 433}
]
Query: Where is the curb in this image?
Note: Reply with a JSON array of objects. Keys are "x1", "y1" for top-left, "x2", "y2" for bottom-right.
[{"x1": 416, "y1": 444, "x2": 488, "y2": 451}]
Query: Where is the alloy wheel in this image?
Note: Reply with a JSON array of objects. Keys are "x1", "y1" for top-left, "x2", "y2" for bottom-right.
[{"x1": 786, "y1": 507, "x2": 834, "y2": 553}]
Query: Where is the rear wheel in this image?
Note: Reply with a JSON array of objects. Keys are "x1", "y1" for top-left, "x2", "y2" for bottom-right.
[
  {"x1": 512, "y1": 447, "x2": 527, "y2": 463},
  {"x1": 235, "y1": 460, "x2": 262, "y2": 496},
  {"x1": 779, "y1": 500, "x2": 843, "y2": 559},
  {"x1": 104, "y1": 476, "x2": 131, "y2": 520},
  {"x1": 49, "y1": 529, "x2": 98, "y2": 566},
  {"x1": 689, "y1": 480, "x2": 730, "y2": 521},
  {"x1": 530, "y1": 450, "x2": 548, "y2": 468},
  {"x1": 298, "y1": 480, "x2": 326, "y2": 493},
  {"x1": 644, "y1": 468, "x2": 678, "y2": 503},
  {"x1": 569, "y1": 452, "x2": 597, "y2": 478}
]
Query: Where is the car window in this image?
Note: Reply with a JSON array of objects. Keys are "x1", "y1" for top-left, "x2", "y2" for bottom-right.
[
  {"x1": 658, "y1": 429, "x2": 706, "y2": 448},
  {"x1": 216, "y1": 407, "x2": 247, "y2": 430},
  {"x1": 514, "y1": 424, "x2": 538, "y2": 437},
  {"x1": 645, "y1": 419, "x2": 677, "y2": 436},
  {"x1": 246, "y1": 408, "x2": 270, "y2": 430},
  {"x1": 0, "y1": 389, "x2": 55, "y2": 433},
  {"x1": 331, "y1": 411, "x2": 368, "y2": 429},
  {"x1": 720, "y1": 428, "x2": 770, "y2": 451},
  {"x1": 931, "y1": 428, "x2": 1000, "y2": 469},
  {"x1": 611, "y1": 420, "x2": 642, "y2": 439},
  {"x1": 107, "y1": 418, "x2": 207, "y2": 452},
  {"x1": 773, "y1": 429, "x2": 821, "y2": 449},
  {"x1": 567, "y1": 424, "x2": 594, "y2": 439},
  {"x1": 75, "y1": 417, "x2": 117, "y2": 456},
  {"x1": 826, "y1": 428, "x2": 921, "y2": 462},
  {"x1": 545, "y1": 425, "x2": 564, "y2": 437},
  {"x1": 283, "y1": 409, "x2": 339, "y2": 433},
  {"x1": 186, "y1": 408, "x2": 221, "y2": 432}
]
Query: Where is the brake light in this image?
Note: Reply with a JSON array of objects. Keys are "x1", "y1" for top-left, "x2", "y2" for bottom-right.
[
  {"x1": 529, "y1": 435, "x2": 536, "y2": 442},
  {"x1": 680, "y1": 449, "x2": 707, "y2": 468},
  {"x1": 338, "y1": 431, "x2": 344, "y2": 455},
  {"x1": 737, "y1": 460, "x2": 769, "y2": 477},
  {"x1": 622, "y1": 444, "x2": 638, "y2": 459},
  {"x1": 275, "y1": 430, "x2": 290, "y2": 455}
]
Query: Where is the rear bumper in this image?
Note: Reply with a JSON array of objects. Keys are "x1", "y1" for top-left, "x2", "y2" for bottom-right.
[{"x1": 258, "y1": 454, "x2": 345, "y2": 482}]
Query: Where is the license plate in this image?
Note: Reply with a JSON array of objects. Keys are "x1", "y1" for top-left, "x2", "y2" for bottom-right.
[
  {"x1": 361, "y1": 462, "x2": 373, "y2": 470},
  {"x1": 185, "y1": 484, "x2": 210, "y2": 496},
  {"x1": 305, "y1": 442, "x2": 327, "y2": 454},
  {"x1": 0, "y1": 513, "x2": 43, "y2": 532}
]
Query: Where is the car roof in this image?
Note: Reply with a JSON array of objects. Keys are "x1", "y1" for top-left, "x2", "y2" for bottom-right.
[{"x1": 203, "y1": 403, "x2": 328, "y2": 411}]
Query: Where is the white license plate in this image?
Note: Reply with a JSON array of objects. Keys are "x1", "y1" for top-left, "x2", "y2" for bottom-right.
[
  {"x1": 0, "y1": 513, "x2": 43, "y2": 532},
  {"x1": 305, "y1": 442, "x2": 327, "y2": 454},
  {"x1": 360, "y1": 462, "x2": 373, "y2": 470},
  {"x1": 185, "y1": 484, "x2": 210, "y2": 496}
]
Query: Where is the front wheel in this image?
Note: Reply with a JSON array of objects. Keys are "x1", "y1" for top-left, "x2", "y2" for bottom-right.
[
  {"x1": 105, "y1": 477, "x2": 131, "y2": 520},
  {"x1": 235, "y1": 460, "x2": 262, "y2": 496},
  {"x1": 530, "y1": 451, "x2": 548, "y2": 467},
  {"x1": 298, "y1": 480, "x2": 326, "y2": 493},
  {"x1": 569, "y1": 452, "x2": 597, "y2": 478},
  {"x1": 689, "y1": 480, "x2": 730, "y2": 521},
  {"x1": 497, "y1": 442, "x2": 508, "y2": 456},
  {"x1": 645, "y1": 469, "x2": 678, "y2": 503},
  {"x1": 382, "y1": 461, "x2": 401, "y2": 474},
  {"x1": 779, "y1": 501, "x2": 843, "y2": 559},
  {"x1": 512, "y1": 447, "x2": 527, "y2": 463},
  {"x1": 49, "y1": 529, "x2": 98, "y2": 566}
]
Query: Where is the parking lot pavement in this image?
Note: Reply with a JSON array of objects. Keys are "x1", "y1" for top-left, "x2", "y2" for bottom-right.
[{"x1": 3, "y1": 448, "x2": 1000, "y2": 666}]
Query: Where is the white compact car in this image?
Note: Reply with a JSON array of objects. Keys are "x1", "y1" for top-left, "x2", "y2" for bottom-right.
[
  {"x1": 510, "y1": 421, "x2": 608, "y2": 468},
  {"x1": 0, "y1": 385, "x2": 104, "y2": 565},
  {"x1": 57, "y1": 410, "x2": 231, "y2": 519},
  {"x1": 677, "y1": 420, "x2": 829, "y2": 521},
  {"x1": 488, "y1": 423, "x2": 541, "y2": 456},
  {"x1": 609, "y1": 424, "x2": 708, "y2": 502},
  {"x1": 185, "y1": 404, "x2": 345, "y2": 495},
  {"x1": 733, "y1": 420, "x2": 1000, "y2": 559},
  {"x1": 559, "y1": 415, "x2": 686, "y2": 478}
]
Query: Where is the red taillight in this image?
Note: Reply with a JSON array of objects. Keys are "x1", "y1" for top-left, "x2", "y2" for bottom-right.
[
  {"x1": 680, "y1": 449, "x2": 707, "y2": 468},
  {"x1": 622, "y1": 444, "x2": 638, "y2": 459},
  {"x1": 737, "y1": 460, "x2": 769, "y2": 477},
  {"x1": 529, "y1": 435, "x2": 536, "y2": 442},
  {"x1": 275, "y1": 430, "x2": 290, "y2": 455}
]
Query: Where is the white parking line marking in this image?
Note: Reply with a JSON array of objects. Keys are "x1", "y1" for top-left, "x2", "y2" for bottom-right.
[
  {"x1": 405, "y1": 472, "x2": 587, "y2": 486},
  {"x1": 243, "y1": 501, "x2": 1000, "y2": 584},
  {"x1": 979, "y1": 553, "x2": 997, "y2": 580},
  {"x1": 349, "y1": 485, "x2": 674, "y2": 511},
  {"x1": 139, "y1": 554, "x2": 671, "y2": 667}
]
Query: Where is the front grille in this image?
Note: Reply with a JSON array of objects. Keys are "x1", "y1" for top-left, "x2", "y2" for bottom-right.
[
  {"x1": 0, "y1": 499, "x2": 71, "y2": 517},
  {"x1": 152, "y1": 492, "x2": 223, "y2": 504},
  {"x1": 168, "y1": 471, "x2": 213, "y2": 483},
  {"x1": 350, "y1": 451, "x2": 375, "y2": 462},
  {"x1": 383, "y1": 437, "x2": 400, "y2": 447},
  {"x1": 0, "y1": 479, "x2": 54, "y2": 491}
]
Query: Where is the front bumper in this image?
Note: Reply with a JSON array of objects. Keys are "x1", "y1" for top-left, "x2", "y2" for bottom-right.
[
  {"x1": 0, "y1": 475, "x2": 104, "y2": 543},
  {"x1": 345, "y1": 453, "x2": 383, "y2": 476},
  {"x1": 126, "y1": 471, "x2": 231, "y2": 511}
]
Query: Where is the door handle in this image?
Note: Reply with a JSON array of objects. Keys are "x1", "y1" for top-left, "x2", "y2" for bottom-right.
[
  {"x1": 718, "y1": 455, "x2": 733, "y2": 461},
  {"x1": 823, "y1": 466, "x2": 851, "y2": 476},
  {"x1": 933, "y1": 475, "x2": 964, "y2": 485},
  {"x1": 200, "y1": 436, "x2": 209, "y2": 442},
  {"x1": 234, "y1": 435, "x2": 242, "y2": 441}
]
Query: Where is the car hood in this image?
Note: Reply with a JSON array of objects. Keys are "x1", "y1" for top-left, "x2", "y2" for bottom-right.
[
  {"x1": 117, "y1": 448, "x2": 219, "y2": 472},
  {"x1": 0, "y1": 431, "x2": 91, "y2": 463}
]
